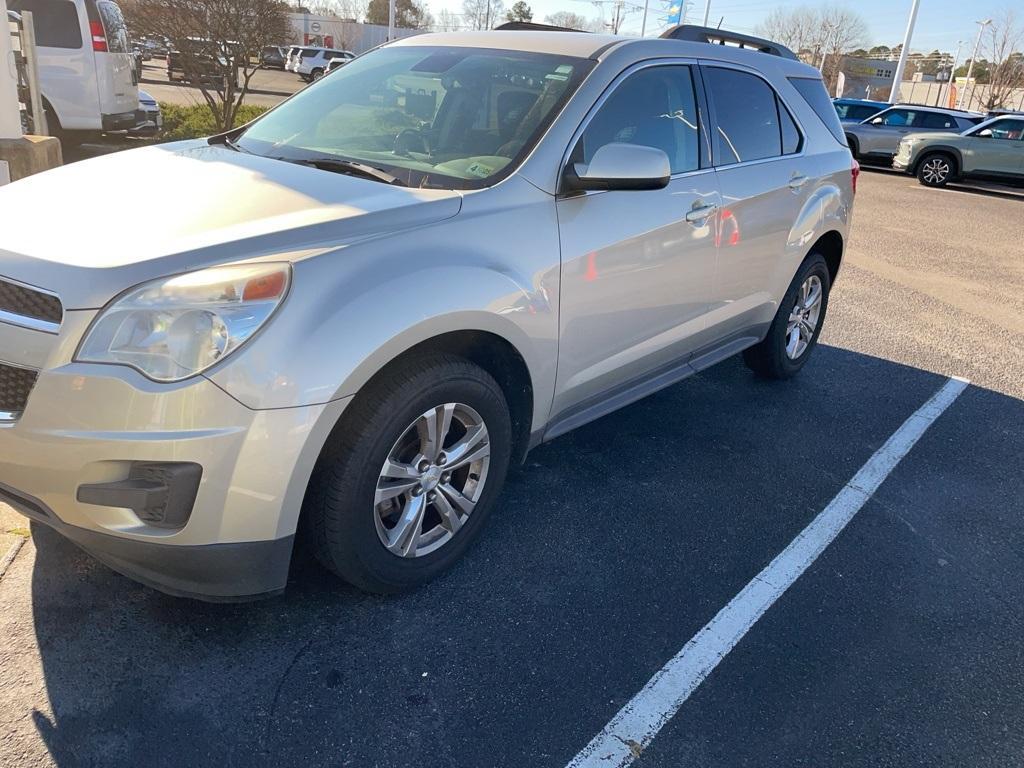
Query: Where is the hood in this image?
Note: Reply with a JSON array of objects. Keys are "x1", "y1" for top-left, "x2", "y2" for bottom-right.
[
  {"x1": 903, "y1": 131, "x2": 962, "y2": 142},
  {"x1": 0, "y1": 141, "x2": 462, "y2": 309}
]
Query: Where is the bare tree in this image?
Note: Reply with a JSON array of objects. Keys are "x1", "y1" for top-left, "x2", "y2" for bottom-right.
[
  {"x1": 123, "y1": 0, "x2": 292, "y2": 131},
  {"x1": 756, "y1": 5, "x2": 868, "y2": 92},
  {"x1": 433, "y1": 8, "x2": 462, "y2": 30},
  {"x1": 544, "y1": 10, "x2": 601, "y2": 32},
  {"x1": 980, "y1": 9, "x2": 1024, "y2": 109},
  {"x1": 462, "y1": 0, "x2": 505, "y2": 29}
]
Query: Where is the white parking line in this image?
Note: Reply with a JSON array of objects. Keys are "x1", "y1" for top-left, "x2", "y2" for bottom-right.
[{"x1": 566, "y1": 376, "x2": 969, "y2": 768}]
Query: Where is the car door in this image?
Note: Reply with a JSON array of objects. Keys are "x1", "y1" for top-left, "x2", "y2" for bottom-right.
[
  {"x1": 963, "y1": 118, "x2": 1024, "y2": 176},
  {"x1": 862, "y1": 107, "x2": 919, "y2": 154},
  {"x1": 700, "y1": 63, "x2": 810, "y2": 341},
  {"x1": 552, "y1": 61, "x2": 720, "y2": 420}
]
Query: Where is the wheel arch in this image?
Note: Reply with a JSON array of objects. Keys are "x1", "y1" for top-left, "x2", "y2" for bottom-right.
[
  {"x1": 913, "y1": 146, "x2": 962, "y2": 176},
  {"x1": 811, "y1": 230, "x2": 844, "y2": 285}
]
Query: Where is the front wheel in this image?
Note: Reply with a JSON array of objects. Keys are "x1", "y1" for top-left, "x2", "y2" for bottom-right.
[
  {"x1": 304, "y1": 354, "x2": 512, "y2": 593},
  {"x1": 917, "y1": 153, "x2": 955, "y2": 187},
  {"x1": 311, "y1": 68, "x2": 324, "y2": 81},
  {"x1": 743, "y1": 254, "x2": 831, "y2": 379}
]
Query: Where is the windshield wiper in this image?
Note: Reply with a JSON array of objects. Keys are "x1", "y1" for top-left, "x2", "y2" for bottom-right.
[{"x1": 287, "y1": 157, "x2": 406, "y2": 186}]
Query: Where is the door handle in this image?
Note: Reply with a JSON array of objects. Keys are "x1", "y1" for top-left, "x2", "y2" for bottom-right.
[
  {"x1": 685, "y1": 203, "x2": 719, "y2": 223},
  {"x1": 788, "y1": 174, "x2": 809, "y2": 191}
]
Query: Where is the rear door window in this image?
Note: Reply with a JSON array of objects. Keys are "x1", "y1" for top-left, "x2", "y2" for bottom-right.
[
  {"x1": 705, "y1": 67, "x2": 783, "y2": 165},
  {"x1": 919, "y1": 112, "x2": 957, "y2": 129},
  {"x1": 96, "y1": 1, "x2": 129, "y2": 53},
  {"x1": 8, "y1": 0, "x2": 82, "y2": 49}
]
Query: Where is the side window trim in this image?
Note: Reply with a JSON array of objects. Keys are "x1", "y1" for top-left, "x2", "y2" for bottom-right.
[
  {"x1": 699, "y1": 60, "x2": 806, "y2": 169},
  {"x1": 557, "y1": 58, "x2": 713, "y2": 196}
]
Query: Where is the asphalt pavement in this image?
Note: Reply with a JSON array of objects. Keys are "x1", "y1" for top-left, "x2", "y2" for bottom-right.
[{"x1": 0, "y1": 169, "x2": 1022, "y2": 767}]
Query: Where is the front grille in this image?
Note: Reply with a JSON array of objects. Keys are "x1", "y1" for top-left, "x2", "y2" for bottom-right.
[
  {"x1": 0, "y1": 362, "x2": 38, "y2": 416},
  {"x1": 0, "y1": 278, "x2": 63, "y2": 326}
]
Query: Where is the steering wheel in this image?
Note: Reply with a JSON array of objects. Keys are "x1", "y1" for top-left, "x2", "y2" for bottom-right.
[{"x1": 393, "y1": 128, "x2": 430, "y2": 157}]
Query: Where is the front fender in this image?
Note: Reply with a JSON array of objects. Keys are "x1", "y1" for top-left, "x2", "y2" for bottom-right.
[{"x1": 207, "y1": 178, "x2": 562, "y2": 430}]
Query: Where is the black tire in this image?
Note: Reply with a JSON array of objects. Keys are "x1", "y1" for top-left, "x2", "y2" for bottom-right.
[
  {"x1": 916, "y1": 152, "x2": 956, "y2": 187},
  {"x1": 311, "y1": 67, "x2": 324, "y2": 81},
  {"x1": 304, "y1": 354, "x2": 512, "y2": 594},
  {"x1": 846, "y1": 135, "x2": 859, "y2": 159},
  {"x1": 743, "y1": 253, "x2": 831, "y2": 379}
]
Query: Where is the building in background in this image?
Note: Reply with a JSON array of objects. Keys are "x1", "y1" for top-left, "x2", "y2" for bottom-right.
[
  {"x1": 286, "y1": 13, "x2": 421, "y2": 53},
  {"x1": 834, "y1": 56, "x2": 897, "y2": 100}
]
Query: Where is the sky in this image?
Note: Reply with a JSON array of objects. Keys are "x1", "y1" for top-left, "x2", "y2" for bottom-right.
[{"x1": 430, "y1": 0, "x2": 1010, "y2": 58}]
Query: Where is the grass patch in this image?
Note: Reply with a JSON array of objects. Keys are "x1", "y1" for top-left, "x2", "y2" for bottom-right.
[
  {"x1": 6, "y1": 527, "x2": 30, "y2": 538},
  {"x1": 160, "y1": 103, "x2": 269, "y2": 141}
]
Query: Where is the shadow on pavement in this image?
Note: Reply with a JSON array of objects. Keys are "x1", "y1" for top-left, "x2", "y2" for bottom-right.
[{"x1": 23, "y1": 345, "x2": 1023, "y2": 767}]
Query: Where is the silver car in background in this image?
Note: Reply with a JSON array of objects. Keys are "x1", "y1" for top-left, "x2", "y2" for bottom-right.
[
  {"x1": 0, "y1": 26, "x2": 856, "y2": 601},
  {"x1": 844, "y1": 103, "x2": 984, "y2": 161}
]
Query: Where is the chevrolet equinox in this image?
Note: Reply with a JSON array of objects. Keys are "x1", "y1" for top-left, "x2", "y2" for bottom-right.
[{"x1": 0, "y1": 25, "x2": 857, "y2": 600}]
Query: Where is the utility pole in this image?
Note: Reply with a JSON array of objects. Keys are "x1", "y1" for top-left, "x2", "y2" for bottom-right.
[
  {"x1": 888, "y1": 0, "x2": 921, "y2": 104},
  {"x1": 702, "y1": 0, "x2": 710, "y2": 26},
  {"x1": 0, "y1": 0, "x2": 23, "y2": 140},
  {"x1": 387, "y1": 0, "x2": 395, "y2": 39},
  {"x1": 957, "y1": 18, "x2": 992, "y2": 110},
  {"x1": 641, "y1": 0, "x2": 649, "y2": 36},
  {"x1": 938, "y1": 40, "x2": 962, "y2": 107}
]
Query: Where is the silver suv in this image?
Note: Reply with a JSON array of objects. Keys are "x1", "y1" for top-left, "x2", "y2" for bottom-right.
[
  {"x1": 844, "y1": 103, "x2": 984, "y2": 161},
  {"x1": 0, "y1": 26, "x2": 856, "y2": 600}
]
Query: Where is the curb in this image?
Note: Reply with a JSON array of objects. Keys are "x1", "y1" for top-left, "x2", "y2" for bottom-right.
[{"x1": 0, "y1": 537, "x2": 26, "y2": 581}]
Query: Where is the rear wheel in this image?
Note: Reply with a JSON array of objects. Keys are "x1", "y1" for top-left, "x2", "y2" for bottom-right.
[
  {"x1": 917, "y1": 152, "x2": 955, "y2": 187},
  {"x1": 846, "y1": 135, "x2": 859, "y2": 159},
  {"x1": 304, "y1": 354, "x2": 512, "y2": 593},
  {"x1": 311, "y1": 67, "x2": 325, "y2": 81},
  {"x1": 743, "y1": 253, "x2": 831, "y2": 379}
]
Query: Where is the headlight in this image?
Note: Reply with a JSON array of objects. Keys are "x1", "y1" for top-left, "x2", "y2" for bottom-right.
[{"x1": 77, "y1": 263, "x2": 290, "y2": 382}]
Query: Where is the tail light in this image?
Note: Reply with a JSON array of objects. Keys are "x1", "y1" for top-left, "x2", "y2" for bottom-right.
[
  {"x1": 851, "y1": 159, "x2": 860, "y2": 195},
  {"x1": 89, "y1": 20, "x2": 108, "y2": 52}
]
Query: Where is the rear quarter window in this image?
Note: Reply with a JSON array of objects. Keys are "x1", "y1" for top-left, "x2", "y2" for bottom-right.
[
  {"x1": 789, "y1": 77, "x2": 847, "y2": 145},
  {"x1": 8, "y1": 0, "x2": 82, "y2": 49}
]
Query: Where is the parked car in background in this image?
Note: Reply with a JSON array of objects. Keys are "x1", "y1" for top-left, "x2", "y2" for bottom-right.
[
  {"x1": 893, "y1": 113, "x2": 1024, "y2": 187},
  {"x1": 167, "y1": 37, "x2": 240, "y2": 86},
  {"x1": 129, "y1": 88, "x2": 161, "y2": 136},
  {"x1": 295, "y1": 47, "x2": 355, "y2": 81},
  {"x1": 6, "y1": 0, "x2": 139, "y2": 144},
  {"x1": 832, "y1": 97, "x2": 888, "y2": 124},
  {"x1": 844, "y1": 104, "x2": 985, "y2": 162},
  {"x1": 325, "y1": 55, "x2": 353, "y2": 75},
  {"x1": 260, "y1": 45, "x2": 287, "y2": 69},
  {"x1": 0, "y1": 26, "x2": 855, "y2": 601}
]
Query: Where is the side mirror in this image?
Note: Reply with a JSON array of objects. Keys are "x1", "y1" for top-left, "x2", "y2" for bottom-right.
[
  {"x1": 977, "y1": 128, "x2": 993, "y2": 138},
  {"x1": 564, "y1": 142, "x2": 671, "y2": 192},
  {"x1": 870, "y1": 117, "x2": 884, "y2": 125}
]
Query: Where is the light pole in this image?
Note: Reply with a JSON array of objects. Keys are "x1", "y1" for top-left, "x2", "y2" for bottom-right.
[
  {"x1": 702, "y1": 0, "x2": 710, "y2": 26},
  {"x1": 957, "y1": 18, "x2": 992, "y2": 110},
  {"x1": 888, "y1": 0, "x2": 921, "y2": 104},
  {"x1": 388, "y1": 0, "x2": 395, "y2": 40},
  {"x1": 939, "y1": 40, "x2": 962, "y2": 107}
]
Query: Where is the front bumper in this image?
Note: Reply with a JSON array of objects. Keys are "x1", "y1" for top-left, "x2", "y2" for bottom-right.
[
  {"x1": 0, "y1": 322, "x2": 350, "y2": 599},
  {"x1": 101, "y1": 111, "x2": 139, "y2": 132}
]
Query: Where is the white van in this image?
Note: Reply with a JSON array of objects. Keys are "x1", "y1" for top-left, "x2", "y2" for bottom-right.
[{"x1": 8, "y1": 0, "x2": 138, "y2": 142}]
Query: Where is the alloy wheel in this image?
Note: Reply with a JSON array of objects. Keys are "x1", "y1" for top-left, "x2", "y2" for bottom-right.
[
  {"x1": 373, "y1": 403, "x2": 491, "y2": 558},
  {"x1": 921, "y1": 157, "x2": 950, "y2": 185},
  {"x1": 785, "y1": 275, "x2": 823, "y2": 360}
]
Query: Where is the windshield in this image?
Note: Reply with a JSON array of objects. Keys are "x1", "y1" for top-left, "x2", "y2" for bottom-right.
[{"x1": 236, "y1": 46, "x2": 592, "y2": 190}]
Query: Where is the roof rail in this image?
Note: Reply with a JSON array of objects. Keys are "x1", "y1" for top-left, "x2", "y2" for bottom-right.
[
  {"x1": 894, "y1": 102, "x2": 978, "y2": 114},
  {"x1": 660, "y1": 24, "x2": 798, "y2": 61},
  {"x1": 494, "y1": 21, "x2": 589, "y2": 32}
]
